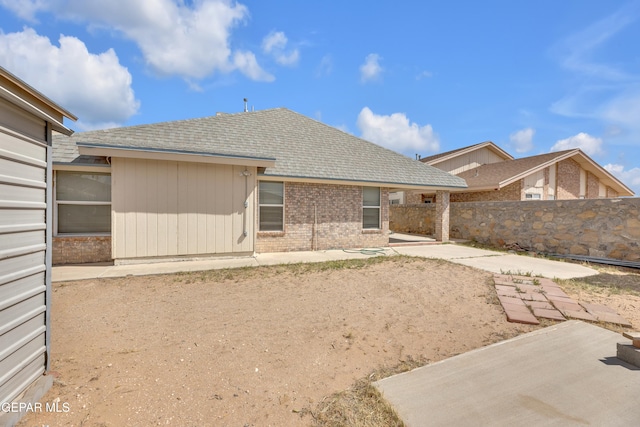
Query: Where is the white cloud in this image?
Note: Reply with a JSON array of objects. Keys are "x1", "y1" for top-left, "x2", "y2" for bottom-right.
[
  {"x1": 359, "y1": 53, "x2": 382, "y2": 83},
  {"x1": 550, "y1": 3, "x2": 640, "y2": 138},
  {"x1": 0, "y1": 28, "x2": 139, "y2": 128},
  {"x1": 599, "y1": 89, "x2": 640, "y2": 128},
  {"x1": 1, "y1": 0, "x2": 273, "y2": 81},
  {"x1": 550, "y1": 132, "x2": 603, "y2": 156},
  {"x1": 233, "y1": 51, "x2": 274, "y2": 82},
  {"x1": 604, "y1": 163, "x2": 640, "y2": 194},
  {"x1": 261, "y1": 31, "x2": 299, "y2": 66},
  {"x1": 262, "y1": 31, "x2": 287, "y2": 52},
  {"x1": 416, "y1": 70, "x2": 432, "y2": 80},
  {"x1": 509, "y1": 128, "x2": 535, "y2": 153},
  {"x1": 552, "y1": 2, "x2": 639, "y2": 81},
  {"x1": 357, "y1": 107, "x2": 439, "y2": 154},
  {"x1": 315, "y1": 54, "x2": 332, "y2": 77},
  {"x1": 0, "y1": 0, "x2": 48, "y2": 21}
]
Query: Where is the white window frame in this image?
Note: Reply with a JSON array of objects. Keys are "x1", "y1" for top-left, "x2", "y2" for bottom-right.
[
  {"x1": 363, "y1": 186, "x2": 381, "y2": 229},
  {"x1": 258, "y1": 181, "x2": 285, "y2": 232},
  {"x1": 53, "y1": 170, "x2": 112, "y2": 236}
]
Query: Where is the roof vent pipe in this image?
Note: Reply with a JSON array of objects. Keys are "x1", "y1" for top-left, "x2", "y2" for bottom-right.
[{"x1": 243, "y1": 98, "x2": 248, "y2": 112}]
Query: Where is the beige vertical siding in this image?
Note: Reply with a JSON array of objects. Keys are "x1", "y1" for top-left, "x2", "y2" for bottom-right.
[
  {"x1": 435, "y1": 147, "x2": 505, "y2": 175},
  {"x1": 523, "y1": 170, "x2": 545, "y2": 199},
  {"x1": 112, "y1": 158, "x2": 254, "y2": 260},
  {"x1": 548, "y1": 165, "x2": 557, "y2": 199}
]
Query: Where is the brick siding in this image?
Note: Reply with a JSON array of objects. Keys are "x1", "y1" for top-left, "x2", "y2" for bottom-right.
[
  {"x1": 53, "y1": 236, "x2": 112, "y2": 265},
  {"x1": 450, "y1": 180, "x2": 522, "y2": 202},
  {"x1": 255, "y1": 182, "x2": 389, "y2": 252},
  {"x1": 587, "y1": 172, "x2": 599, "y2": 199},
  {"x1": 556, "y1": 158, "x2": 581, "y2": 199}
]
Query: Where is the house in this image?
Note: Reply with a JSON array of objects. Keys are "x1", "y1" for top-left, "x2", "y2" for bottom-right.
[
  {"x1": 0, "y1": 66, "x2": 76, "y2": 425},
  {"x1": 52, "y1": 108, "x2": 467, "y2": 264},
  {"x1": 403, "y1": 141, "x2": 633, "y2": 203}
]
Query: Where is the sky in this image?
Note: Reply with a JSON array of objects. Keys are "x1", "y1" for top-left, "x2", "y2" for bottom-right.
[{"x1": 1, "y1": 0, "x2": 640, "y2": 194}]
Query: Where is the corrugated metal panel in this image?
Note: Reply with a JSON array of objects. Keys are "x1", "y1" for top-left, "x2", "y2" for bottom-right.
[
  {"x1": 112, "y1": 158, "x2": 254, "y2": 260},
  {"x1": 0, "y1": 114, "x2": 49, "y2": 407}
]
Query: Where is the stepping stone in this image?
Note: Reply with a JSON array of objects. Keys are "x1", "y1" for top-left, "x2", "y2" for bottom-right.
[
  {"x1": 493, "y1": 276, "x2": 516, "y2": 286},
  {"x1": 520, "y1": 292, "x2": 548, "y2": 302},
  {"x1": 550, "y1": 300, "x2": 583, "y2": 312},
  {"x1": 524, "y1": 300, "x2": 556, "y2": 310},
  {"x1": 581, "y1": 303, "x2": 632, "y2": 327},
  {"x1": 538, "y1": 286, "x2": 569, "y2": 298},
  {"x1": 581, "y1": 302, "x2": 617, "y2": 314},
  {"x1": 495, "y1": 285, "x2": 520, "y2": 297},
  {"x1": 536, "y1": 278, "x2": 558, "y2": 287},
  {"x1": 546, "y1": 294, "x2": 578, "y2": 305},
  {"x1": 497, "y1": 295, "x2": 529, "y2": 311},
  {"x1": 514, "y1": 284, "x2": 542, "y2": 294},
  {"x1": 562, "y1": 309, "x2": 597, "y2": 322},
  {"x1": 497, "y1": 296, "x2": 540, "y2": 325},
  {"x1": 532, "y1": 307, "x2": 566, "y2": 321},
  {"x1": 504, "y1": 308, "x2": 540, "y2": 325}
]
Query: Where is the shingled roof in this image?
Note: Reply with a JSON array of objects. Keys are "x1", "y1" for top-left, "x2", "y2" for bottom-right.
[
  {"x1": 53, "y1": 108, "x2": 467, "y2": 190},
  {"x1": 420, "y1": 141, "x2": 513, "y2": 165},
  {"x1": 456, "y1": 149, "x2": 634, "y2": 196},
  {"x1": 457, "y1": 151, "x2": 574, "y2": 189}
]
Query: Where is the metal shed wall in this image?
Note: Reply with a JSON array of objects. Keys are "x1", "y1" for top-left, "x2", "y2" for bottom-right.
[
  {"x1": 112, "y1": 158, "x2": 255, "y2": 260},
  {"x1": 0, "y1": 97, "x2": 50, "y2": 406}
]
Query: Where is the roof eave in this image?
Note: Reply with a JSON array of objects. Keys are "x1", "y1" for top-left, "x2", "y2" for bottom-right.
[
  {"x1": 77, "y1": 143, "x2": 276, "y2": 168},
  {"x1": 0, "y1": 84, "x2": 74, "y2": 135},
  {"x1": 424, "y1": 141, "x2": 514, "y2": 165},
  {"x1": 498, "y1": 150, "x2": 579, "y2": 188},
  {"x1": 495, "y1": 150, "x2": 635, "y2": 196},
  {"x1": 258, "y1": 173, "x2": 468, "y2": 190},
  {"x1": 570, "y1": 151, "x2": 635, "y2": 196},
  {"x1": 0, "y1": 65, "x2": 77, "y2": 122}
]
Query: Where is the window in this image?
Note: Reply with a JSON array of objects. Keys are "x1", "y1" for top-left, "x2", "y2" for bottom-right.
[
  {"x1": 55, "y1": 171, "x2": 111, "y2": 234},
  {"x1": 525, "y1": 193, "x2": 541, "y2": 200},
  {"x1": 259, "y1": 181, "x2": 284, "y2": 231},
  {"x1": 363, "y1": 187, "x2": 380, "y2": 229}
]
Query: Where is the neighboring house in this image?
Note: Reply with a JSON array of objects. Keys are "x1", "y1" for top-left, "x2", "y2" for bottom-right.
[
  {"x1": 0, "y1": 66, "x2": 76, "y2": 425},
  {"x1": 402, "y1": 141, "x2": 633, "y2": 203},
  {"x1": 52, "y1": 108, "x2": 466, "y2": 264}
]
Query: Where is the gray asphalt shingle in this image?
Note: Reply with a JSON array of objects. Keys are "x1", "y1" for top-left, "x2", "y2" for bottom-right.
[{"x1": 53, "y1": 108, "x2": 466, "y2": 189}]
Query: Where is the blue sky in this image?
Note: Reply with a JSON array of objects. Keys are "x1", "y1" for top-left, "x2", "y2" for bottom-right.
[{"x1": 1, "y1": 1, "x2": 640, "y2": 194}]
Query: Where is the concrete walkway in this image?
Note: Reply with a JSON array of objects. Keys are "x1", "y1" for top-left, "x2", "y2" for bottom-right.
[
  {"x1": 375, "y1": 321, "x2": 639, "y2": 426},
  {"x1": 52, "y1": 243, "x2": 597, "y2": 282},
  {"x1": 390, "y1": 245, "x2": 596, "y2": 279}
]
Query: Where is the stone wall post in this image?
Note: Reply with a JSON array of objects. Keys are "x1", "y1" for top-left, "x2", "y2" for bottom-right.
[{"x1": 435, "y1": 190, "x2": 450, "y2": 242}]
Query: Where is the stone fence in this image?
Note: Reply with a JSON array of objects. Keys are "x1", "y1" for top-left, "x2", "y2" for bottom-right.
[{"x1": 390, "y1": 198, "x2": 640, "y2": 262}]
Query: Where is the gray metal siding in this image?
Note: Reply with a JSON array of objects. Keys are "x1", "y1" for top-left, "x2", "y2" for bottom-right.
[{"x1": 0, "y1": 102, "x2": 49, "y2": 407}]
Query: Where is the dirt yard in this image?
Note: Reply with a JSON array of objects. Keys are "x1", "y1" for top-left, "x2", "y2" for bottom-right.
[{"x1": 18, "y1": 257, "x2": 639, "y2": 427}]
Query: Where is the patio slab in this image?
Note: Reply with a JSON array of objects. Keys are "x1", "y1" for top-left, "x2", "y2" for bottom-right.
[{"x1": 375, "y1": 321, "x2": 640, "y2": 427}]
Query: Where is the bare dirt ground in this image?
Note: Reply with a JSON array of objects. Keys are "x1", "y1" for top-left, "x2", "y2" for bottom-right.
[{"x1": 18, "y1": 257, "x2": 639, "y2": 427}]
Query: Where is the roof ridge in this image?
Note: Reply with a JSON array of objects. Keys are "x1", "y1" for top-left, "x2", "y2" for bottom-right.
[{"x1": 63, "y1": 107, "x2": 290, "y2": 137}]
